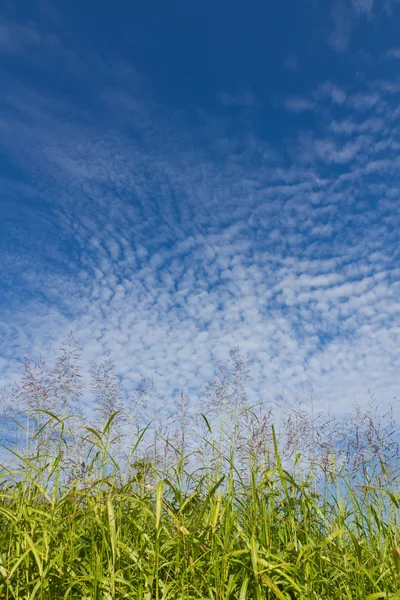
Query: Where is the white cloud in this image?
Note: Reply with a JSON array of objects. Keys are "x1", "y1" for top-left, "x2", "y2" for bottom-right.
[
  {"x1": 349, "y1": 92, "x2": 380, "y2": 110},
  {"x1": 0, "y1": 33, "x2": 399, "y2": 428},
  {"x1": 386, "y1": 48, "x2": 400, "y2": 59},
  {"x1": 329, "y1": 2, "x2": 353, "y2": 54},
  {"x1": 318, "y1": 83, "x2": 347, "y2": 105},
  {"x1": 315, "y1": 136, "x2": 368, "y2": 163},
  {"x1": 328, "y1": 0, "x2": 384, "y2": 53}
]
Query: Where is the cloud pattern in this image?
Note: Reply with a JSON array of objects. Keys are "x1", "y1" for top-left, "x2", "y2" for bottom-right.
[{"x1": 0, "y1": 13, "x2": 399, "y2": 422}]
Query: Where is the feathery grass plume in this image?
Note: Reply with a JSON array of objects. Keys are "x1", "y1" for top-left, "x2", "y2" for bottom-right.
[
  {"x1": 199, "y1": 346, "x2": 251, "y2": 481},
  {"x1": 48, "y1": 333, "x2": 84, "y2": 418},
  {"x1": 0, "y1": 383, "x2": 20, "y2": 459},
  {"x1": 90, "y1": 351, "x2": 126, "y2": 473}
]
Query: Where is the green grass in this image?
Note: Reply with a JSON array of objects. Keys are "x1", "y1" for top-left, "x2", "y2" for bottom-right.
[
  {"x1": 0, "y1": 415, "x2": 400, "y2": 599},
  {"x1": 1, "y1": 342, "x2": 400, "y2": 598}
]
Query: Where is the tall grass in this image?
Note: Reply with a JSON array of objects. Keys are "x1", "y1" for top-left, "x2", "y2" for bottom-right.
[{"x1": 0, "y1": 336, "x2": 400, "y2": 599}]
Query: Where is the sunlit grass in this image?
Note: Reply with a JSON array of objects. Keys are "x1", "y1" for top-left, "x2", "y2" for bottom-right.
[
  {"x1": 1, "y1": 414, "x2": 400, "y2": 599},
  {"x1": 0, "y1": 340, "x2": 399, "y2": 598}
]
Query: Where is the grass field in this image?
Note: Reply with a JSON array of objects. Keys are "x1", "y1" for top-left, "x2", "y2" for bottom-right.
[{"x1": 0, "y1": 341, "x2": 399, "y2": 599}]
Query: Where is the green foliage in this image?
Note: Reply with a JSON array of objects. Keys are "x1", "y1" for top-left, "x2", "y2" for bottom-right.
[
  {"x1": 1, "y1": 342, "x2": 400, "y2": 598},
  {"x1": 0, "y1": 413, "x2": 400, "y2": 599}
]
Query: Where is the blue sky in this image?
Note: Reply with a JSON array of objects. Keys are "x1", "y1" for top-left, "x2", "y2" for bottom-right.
[{"x1": 1, "y1": 0, "x2": 400, "y2": 417}]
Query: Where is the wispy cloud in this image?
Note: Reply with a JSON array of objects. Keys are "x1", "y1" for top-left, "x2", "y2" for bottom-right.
[
  {"x1": 328, "y1": 0, "x2": 390, "y2": 53},
  {"x1": 0, "y1": 18, "x2": 40, "y2": 54},
  {"x1": 352, "y1": 0, "x2": 375, "y2": 16},
  {"x1": 1, "y1": 16, "x2": 399, "y2": 423},
  {"x1": 329, "y1": 2, "x2": 353, "y2": 54},
  {"x1": 217, "y1": 91, "x2": 257, "y2": 109},
  {"x1": 386, "y1": 48, "x2": 400, "y2": 59},
  {"x1": 284, "y1": 55, "x2": 300, "y2": 71},
  {"x1": 317, "y1": 83, "x2": 347, "y2": 105},
  {"x1": 285, "y1": 96, "x2": 315, "y2": 113}
]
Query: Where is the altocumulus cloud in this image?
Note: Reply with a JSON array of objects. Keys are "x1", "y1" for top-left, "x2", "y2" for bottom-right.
[{"x1": 0, "y1": 11, "x2": 399, "y2": 422}]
